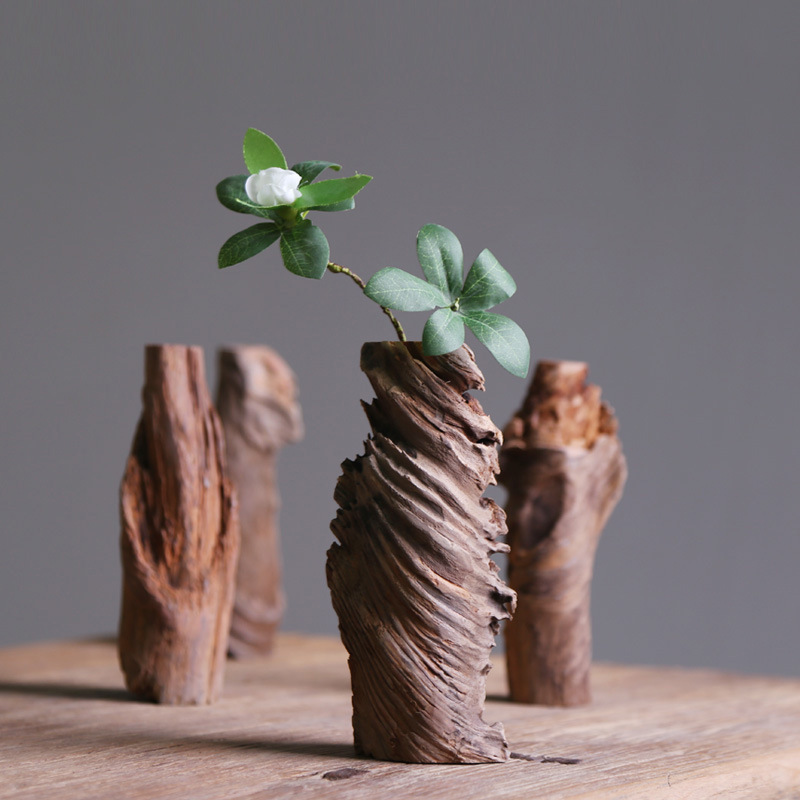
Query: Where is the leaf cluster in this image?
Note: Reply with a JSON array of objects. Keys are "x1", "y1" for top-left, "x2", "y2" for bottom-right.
[
  {"x1": 216, "y1": 130, "x2": 530, "y2": 378},
  {"x1": 216, "y1": 129, "x2": 371, "y2": 278},
  {"x1": 364, "y1": 225, "x2": 530, "y2": 377}
]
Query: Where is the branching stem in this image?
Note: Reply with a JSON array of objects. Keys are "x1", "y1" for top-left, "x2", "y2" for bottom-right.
[{"x1": 327, "y1": 262, "x2": 407, "y2": 342}]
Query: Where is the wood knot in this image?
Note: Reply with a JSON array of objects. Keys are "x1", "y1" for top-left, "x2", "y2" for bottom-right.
[{"x1": 321, "y1": 768, "x2": 369, "y2": 780}]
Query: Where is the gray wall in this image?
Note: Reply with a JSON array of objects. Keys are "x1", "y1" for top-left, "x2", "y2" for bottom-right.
[{"x1": 2, "y1": 1, "x2": 798, "y2": 676}]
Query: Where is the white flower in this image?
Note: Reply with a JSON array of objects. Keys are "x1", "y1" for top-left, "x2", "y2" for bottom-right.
[{"x1": 245, "y1": 167, "x2": 303, "y2": 207}]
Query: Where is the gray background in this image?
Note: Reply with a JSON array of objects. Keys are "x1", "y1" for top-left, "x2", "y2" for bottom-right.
[{"x1": 2, "y1": 2, "x2": 798, "y2": 676}]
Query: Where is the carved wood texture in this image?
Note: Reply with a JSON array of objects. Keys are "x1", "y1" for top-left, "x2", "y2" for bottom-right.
[
  {"x1": 216, "y1": 346, "x2": 303, "y2": 658},
  {"x1": 118, "y1": 345, "x2": 240, "y2": 704},
  {"x1": 327, "y1": 341, "x2": 515, "y2": 763},
  {"x1": 500, "y1": 360, "x2": 627, "y2": 706}
]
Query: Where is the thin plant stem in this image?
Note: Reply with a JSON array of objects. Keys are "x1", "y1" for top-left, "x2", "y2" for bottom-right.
[{"x1": 327, "y1": 262, "x2": 407, "y2": 342}]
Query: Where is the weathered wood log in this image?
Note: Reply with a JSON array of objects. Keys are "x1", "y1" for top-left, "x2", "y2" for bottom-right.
[
  {"x1": 118, "y1": 345, "x2": 240, "y2": 704},
  {"x1": 216, "y1": 345, "x2": 304, "y2": 658},
  {"x1": 327, "y1": 341, "x2": 515, "y2": 764},
  {"x1": 500, "y1": 360, "x2": 627, "y2": 706}
]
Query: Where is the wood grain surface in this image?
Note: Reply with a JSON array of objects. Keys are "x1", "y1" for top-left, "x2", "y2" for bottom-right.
[
  {"x1": 1, "y1": 635, "x2": 799, "y2": 799},
  {"x1": 328, "y1": 342, "x2": 514, "y2": 763}
]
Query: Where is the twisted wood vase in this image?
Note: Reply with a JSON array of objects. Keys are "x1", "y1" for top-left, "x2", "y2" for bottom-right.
[
  {"x1": 500, "y1": 360, "x2": 627, "y2": 706},
  {"x1": 118, "y1": 345, "x2": 240, "y2": 704},
  {"x1": 327, "y1": 341, "x2": 515, "y2": 763},
  {"x1": 216, "y1": 345, "x2": 303, "y2": 657}
]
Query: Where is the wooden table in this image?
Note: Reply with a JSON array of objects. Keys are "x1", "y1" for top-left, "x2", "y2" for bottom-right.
[{"x1": 1, "y1": 634, "x2": 798, "y2": 799}]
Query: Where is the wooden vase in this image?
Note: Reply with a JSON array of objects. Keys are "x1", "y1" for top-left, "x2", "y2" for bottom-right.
[
  {"x1": 118, "y1": 345, "x2": 240, "y2": 704},
  {"x1": 216, "y1": 345, "x2": 304, "y2": 658},
  {"x1": 500, "y1": 360, "x2": 627, "y2": 706},
  {"x1": 327, "y1": 341, "x2": 515, "y2": 764}
]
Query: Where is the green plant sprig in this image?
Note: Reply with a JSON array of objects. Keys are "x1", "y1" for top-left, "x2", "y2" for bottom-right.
[
  {"x1": 216, "y1": 128, "x2": 372, "y2": 279},
  {"x1": 216, "y1": 129, "x2": 530, "y2": 378},
  {"x1": 327, "y1": 261, "x2": 406, "y2": 343},
  {"x1": 364, "y1": 225, "x2": 529, "y2": 378}
]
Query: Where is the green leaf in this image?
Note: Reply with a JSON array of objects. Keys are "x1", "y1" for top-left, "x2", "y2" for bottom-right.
[
  {"x1": 216, "y1": 175, "x2": 279, "y2": 219},
  {"x1": 416, "y1": 224, "x2": 463, "y2": 302},
  {"x1": 364, "y1": 267, "x2": 448, "y2": 312},
  {"x1": 459, "y1": 249, "x2": 517, "y2": 312},
  {"x1": 243, "y1": 128, "x2": 287, "y2": 172},
  {"x1": 308, "y1": 197, "x2": 355, "y2": 213},
  {"x1": 462, "y1": 311, "x2": 530, "y2": 378},
  {"x1": 422, "y1": 308, "x2": 465, "y2": 356},
  {"x1": 294, "y1": 175, "x2": 372, "y2": 209},
  {"x1": 290, "y1": 160, "x2": 341, "y2": 186},
  {"x1": 218, "y1": 223, "x2": 280, "y2": 269},
  {"x1": 279, "y1": 221, "x2": 329, "y2": 279}
]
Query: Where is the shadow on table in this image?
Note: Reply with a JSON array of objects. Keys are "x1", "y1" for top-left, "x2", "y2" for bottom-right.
[
  {"x1": 190, "y1": 735, "x2": 358, "y2": 760},
  {"x1": 484, "y1": 693, "x2": 513, "y2": 703},
  {"x1": 0, "y1": 681, "x2": 136, "y2": 702},
  {"x1": 0, "y1": 682, "x2": 360, "y2": 760},
  {"x1": 4, "y1": 723, "x2": 359, "y2": 762}
]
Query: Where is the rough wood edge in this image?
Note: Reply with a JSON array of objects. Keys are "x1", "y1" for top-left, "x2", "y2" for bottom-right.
[
  {"x1": 500, "y1": 359, "x2": 627, "y2": 706},
  {"x1": 327, "y1": 341, "x2": 515, "y2": 763},
  {"x1": 118, "y1": 344, "x2": 240, "y2": 704}
]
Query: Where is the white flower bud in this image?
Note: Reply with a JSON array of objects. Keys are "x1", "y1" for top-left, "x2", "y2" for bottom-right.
[{"x1": 245, "y1": 167, "x2": 303, "y2": 207}]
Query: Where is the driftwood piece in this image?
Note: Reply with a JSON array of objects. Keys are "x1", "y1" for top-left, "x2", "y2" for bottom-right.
[
  {"x1": 118, "y1": 345, "x2": 240, "y2": 704},
  {"x1": 216, "y1": 345, "x2": 304, "y2": 658},
  {"x1": 500, "y1": 360, "x2": 627, "y2": 706},
  {"x1": 327, "y1": 341, "x2": 515, "y2": 764}
]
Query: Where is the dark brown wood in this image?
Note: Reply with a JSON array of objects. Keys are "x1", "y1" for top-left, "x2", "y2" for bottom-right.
[
  {"x1": 216, "y1": 345, "x2": 304, "y2": 658},
  {"x1": 118, "y1": 344, "x2": 240, "y2": 704},
  {"x1": 327, "y1": 341, "x2": 515, "y2": 764},
  {"x1": 500, "y1": 360, "x2": 627, "y2": 706}
]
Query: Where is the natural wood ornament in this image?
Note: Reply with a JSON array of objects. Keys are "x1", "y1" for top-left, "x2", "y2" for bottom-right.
[
  {"x1": 500, "y1": 360, "x2": 627, "y2": 706},
  {"x1": 216, "y1": 345, "x2": 304, "y2": 658},
  {"x1": 327, "y1": 341, "x2": 516, "y2": 764},
  {"x1": 118, "y1": 345, "x2": 240, "y2": 704}
]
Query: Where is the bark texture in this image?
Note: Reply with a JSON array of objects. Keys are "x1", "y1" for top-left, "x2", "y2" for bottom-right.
[
  {"x1": 327, "y1": 341, "x2": 515, "y2": 764},
  {"x1": 118, "y1": 345, "x2": 240, "y2": 704},
  {"x1": 216, "y1": 345, "x2": 304, "y2": 658},
  {"x1": 500, "y1": 360, "x2": 627, "y2": 706}
]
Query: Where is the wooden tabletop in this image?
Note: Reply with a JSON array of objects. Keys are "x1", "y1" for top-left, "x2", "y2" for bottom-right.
[{"x1": 1, "y1": 634, "x2": 798, "y2": 799}]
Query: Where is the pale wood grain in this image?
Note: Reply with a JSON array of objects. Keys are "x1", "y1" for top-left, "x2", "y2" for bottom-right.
[{"x1": 1, "y1": 635, "x2": 799, "y2": 799}]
